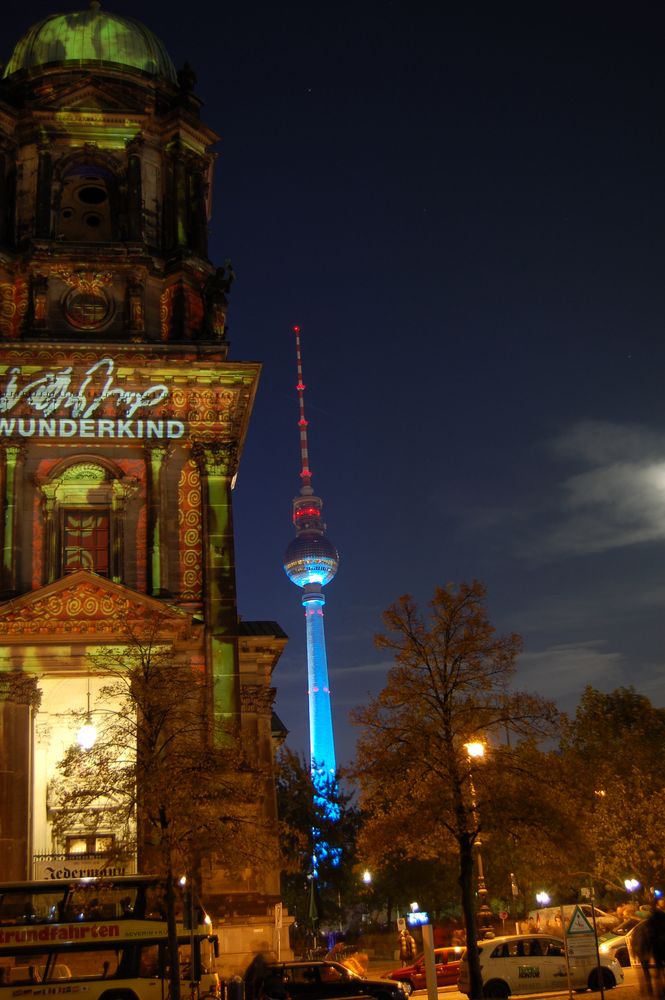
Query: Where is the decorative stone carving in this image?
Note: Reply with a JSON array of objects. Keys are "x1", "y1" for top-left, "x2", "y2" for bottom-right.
[{"x1": 191, "y1": 440, "x2": 237, "y2": 478}]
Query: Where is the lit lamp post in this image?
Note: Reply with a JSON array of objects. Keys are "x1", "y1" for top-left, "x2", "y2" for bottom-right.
[
  {"x1": 465, "y1": 741, "x2": 492, "y2": 935},
  {"x1": 361, "y1": 870, "x2": 372, "y2": 923}
]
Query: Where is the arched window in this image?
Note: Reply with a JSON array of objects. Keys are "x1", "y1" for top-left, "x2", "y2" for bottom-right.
[{"x1": 38, "y1": 459, "x2": 138, "y2": 583}]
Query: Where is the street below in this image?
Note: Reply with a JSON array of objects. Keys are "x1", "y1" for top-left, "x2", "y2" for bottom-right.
[{"x1": 403, "y1": 966, "x2": 644, "y2": 1000}]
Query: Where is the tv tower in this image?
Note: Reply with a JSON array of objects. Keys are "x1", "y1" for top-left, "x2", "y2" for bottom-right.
[{"x1": 283, "y1": 325, "x2": 340, "y2": 817}]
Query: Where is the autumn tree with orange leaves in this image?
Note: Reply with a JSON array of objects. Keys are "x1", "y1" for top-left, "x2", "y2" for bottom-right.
[{"x1": 351, "y1": 581, "x2": 559, "y2": 1000}]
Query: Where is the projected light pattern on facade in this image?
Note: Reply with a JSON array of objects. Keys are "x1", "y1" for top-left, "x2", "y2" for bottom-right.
[{"x1": 283, "y1": 325, "x2": 340, "y2": 869}]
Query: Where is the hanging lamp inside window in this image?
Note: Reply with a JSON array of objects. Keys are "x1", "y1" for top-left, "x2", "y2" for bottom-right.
[{"x1": 77, "y1": 673, "x2": 97, "y2": 750}]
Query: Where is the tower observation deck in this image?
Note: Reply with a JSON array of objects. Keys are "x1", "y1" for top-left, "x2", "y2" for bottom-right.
[{"x1": 283, "y1": 326, "x2": 339, "y2": 819}]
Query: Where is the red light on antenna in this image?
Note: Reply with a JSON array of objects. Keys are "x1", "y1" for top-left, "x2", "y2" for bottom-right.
[
  {"x1": 293, "y1": 325, "x2": 301, "y2": 333},
  {"x1": 297, "y1": 382, "x2": 305, "y2": 391}
]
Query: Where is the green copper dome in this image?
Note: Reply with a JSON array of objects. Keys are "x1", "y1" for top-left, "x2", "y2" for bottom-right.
[{"x1": 3, "y1": 2, "x2": 178, "y2": 83}]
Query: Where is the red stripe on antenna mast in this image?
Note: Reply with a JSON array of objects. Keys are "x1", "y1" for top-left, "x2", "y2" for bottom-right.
[{"x1": 293, "y1": 325, "x2": 312, "y2": 488}]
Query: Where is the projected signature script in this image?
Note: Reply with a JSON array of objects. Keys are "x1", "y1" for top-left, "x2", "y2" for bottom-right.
[{"x1": 0, "y1": 358, "x2": 169, "y2": 419}]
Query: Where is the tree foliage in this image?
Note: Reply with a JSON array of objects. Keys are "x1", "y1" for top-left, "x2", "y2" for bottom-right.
[
  {"x1": 52, "y1": 614, "x2": 272, "y2": 999},
  {"x1": 559, "y1": 686, "x2": 665, "y2": 896},
  {"x1": 276, "y1": 748, "x2": 361, "y2": 936},
  {"x1": 350, "y1": 581, "x2": 560, "y2": 999}
]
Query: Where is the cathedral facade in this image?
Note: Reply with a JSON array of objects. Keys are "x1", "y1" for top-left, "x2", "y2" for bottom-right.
[{"x1": 0, "y1": 2, "x2": 287, "y2": 968}]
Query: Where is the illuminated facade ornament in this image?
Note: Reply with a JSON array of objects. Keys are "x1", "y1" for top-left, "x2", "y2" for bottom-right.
[{"x1": 0, "y1": 2, "x2": 289, "y2": 967}]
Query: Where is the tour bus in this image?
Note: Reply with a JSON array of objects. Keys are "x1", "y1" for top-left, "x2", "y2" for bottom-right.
[{"x1": 0, "y1": 875, "x2": 220, "y2": 1000}]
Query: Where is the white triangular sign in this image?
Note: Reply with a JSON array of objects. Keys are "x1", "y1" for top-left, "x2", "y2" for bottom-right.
[{"x1": 566, "y1": 906, "x2": 594, "y2": 935}]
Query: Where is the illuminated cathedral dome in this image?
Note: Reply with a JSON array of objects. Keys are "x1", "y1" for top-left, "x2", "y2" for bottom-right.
[
  {"x1": 3, "y1": 2, "x2": 178, "y2": 84},
  {"x1": 283, "y1": 533, "x2": 339, "y2": 588}
]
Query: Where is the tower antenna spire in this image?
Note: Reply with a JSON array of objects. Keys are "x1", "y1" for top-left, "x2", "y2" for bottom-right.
[
  {"x1": 293, "y1": 324, "x2": 313, "y2": 494},
  {"x1": 283, "y1": 323, "x2": 341, "y2": 873}
]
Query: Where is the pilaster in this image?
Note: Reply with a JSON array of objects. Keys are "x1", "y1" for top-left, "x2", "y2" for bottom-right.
[
  {"x1": 192, "y1": 440, "x2": 240, "y2": 739},
  {"x1": 0, "y1": 673, "x2": 40, "y2": 881},
  {"x1": 145, "y1": 444, "x2": 172, "y2": 596},
  {"x1": 1, "y1": 443, "x2": 24, "y2": 596}
]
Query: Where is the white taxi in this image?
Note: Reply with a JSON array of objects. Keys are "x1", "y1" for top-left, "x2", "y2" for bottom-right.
[{"x1": 458, "y1": 934, "x2": 623, "y2": 998}]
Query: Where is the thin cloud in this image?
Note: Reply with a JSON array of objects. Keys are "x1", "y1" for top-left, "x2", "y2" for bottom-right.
[
  {"x1": 517, "y1": 640, "x2": 624, "y2": 709},
  {"x1": 544, "y1": 421, "x2": 665, "y2": 556}
]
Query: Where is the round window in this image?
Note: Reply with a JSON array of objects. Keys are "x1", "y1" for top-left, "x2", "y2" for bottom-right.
[{"x1": 64, "y1": 289, "x2": 112, "y2": 331}]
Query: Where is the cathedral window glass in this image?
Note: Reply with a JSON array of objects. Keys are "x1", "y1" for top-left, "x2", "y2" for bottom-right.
[
  {"x1": 37, "y1": 460, "x2": 138, "y2": 585},
  {"x1": 64, "y1": 290, "x2": 111, "y2": 330},
  {"x1": 62, "y1": 509, "x2": 110, "y2": 575}
]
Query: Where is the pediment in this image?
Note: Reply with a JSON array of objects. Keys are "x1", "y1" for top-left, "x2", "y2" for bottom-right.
[
  {"x1": 0, "y1": 572, "x2": 195, "y2": 641},
  {"x1": 36, "y1": 78, "x2": 149, "y2": 115}
]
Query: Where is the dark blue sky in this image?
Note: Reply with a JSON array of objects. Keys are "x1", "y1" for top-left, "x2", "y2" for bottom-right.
[{"x1": 5, "y1": 1, "x2": 665, "y2": 767}]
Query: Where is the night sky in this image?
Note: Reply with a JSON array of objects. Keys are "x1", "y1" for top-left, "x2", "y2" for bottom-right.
[{"x1": 4, "y1": 1, "x2": 665, "y2": 768}]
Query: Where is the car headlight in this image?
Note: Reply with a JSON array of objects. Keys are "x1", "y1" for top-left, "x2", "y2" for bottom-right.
[{"x1": 399, "y1": 984, "x2": 411, "y2": 996}]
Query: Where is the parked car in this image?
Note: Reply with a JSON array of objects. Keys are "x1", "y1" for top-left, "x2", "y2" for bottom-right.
[
  {"x1": 458, "y1": 933, "x2": 623, "y2": 998},
  {"x1": 382, "y1": 947, "x2": 465, "y2": 990},
  {"x1": 266, "y1": 961, "x2": 411, "y2": 1000},
  {"x1": 599, "y1": 916, "x2": 646, "y2": 967}
]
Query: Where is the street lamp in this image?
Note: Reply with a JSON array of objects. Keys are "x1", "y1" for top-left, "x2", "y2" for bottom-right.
[
  {"x1": 465, "y1": 741, "x2": 492, "y2": 935},
  {"x1": 76, "y1": 672, "x2": 97, "y2": 750},
  {"x1": 361, "y1": 870, "x2": 372, "y2": 924},
  {"x1": 536, "y1": 891, "x2": 550, "y2": 906}
]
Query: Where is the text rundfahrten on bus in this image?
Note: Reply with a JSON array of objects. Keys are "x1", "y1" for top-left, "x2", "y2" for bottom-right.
[{"x1": 0, "y1": 875, "x2": 219, "y2": 1000}]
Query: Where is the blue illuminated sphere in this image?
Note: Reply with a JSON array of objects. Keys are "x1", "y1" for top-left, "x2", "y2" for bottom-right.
[{"x1": 283, "y1": 533, "x2": 339, "y2": 587}]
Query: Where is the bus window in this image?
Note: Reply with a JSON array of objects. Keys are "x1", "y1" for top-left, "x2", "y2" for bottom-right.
[
  {"x1": 65, "y1": 884, "x2": 138, "y2": 922},
  {"x1": 139, "y1": 946, "x2": 160, "y2": 978},
  {"x1": 2, "y1": 952, "x2": 120, "y2": 983},
  {"x1": 0, "y1": 890, "x2": 63, "y2": 924},
  {"x1": 145, "y1": 886, "x2": 167, "y2": 920}
]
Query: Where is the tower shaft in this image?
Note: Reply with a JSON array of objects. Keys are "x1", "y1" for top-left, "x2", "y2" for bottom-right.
[{"x1": 303, "y1": 588, "x2": 336, "y2": 780}]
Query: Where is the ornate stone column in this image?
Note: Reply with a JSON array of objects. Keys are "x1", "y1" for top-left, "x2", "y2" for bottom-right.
[
  {"x1": 111, "y1": 476, "x2": 139, "y2": 584},
  {"x1": 190, "y1": 162, "x2": 208, "y2": 258},
  {"x1": 0, "y1": 673, "x2": 40, "y2": 881},
  {"x1": 192, "y1": 440, "x2": 240, "y2": 739},
  {"x1": 39, "y1": 482, "x2": 58, "y2": 584},
  {"x1": 35, "y1": 145, "x2": 52, "y2": 238},
  {"x1": 163, "y1": 149, "x2": 176, "y2": 250},
  {"x1": 145, "y1": 444, "x2": 171, "y2": 596},
  {"x1": 128, "y1": 275, "x2": 145, "y2": 336},
  {"x1": 0, "y1": 142, "x2": 7, "y2": 245},
  {"x1": 174, "y1": 149, "x2": 188, "y2": 249},
  {"x1": 2, "y1": 444, "x2": 24, "y2": 596},
  {"x1": 126, "y1": 139, "x2": 143, "y2": 242}
]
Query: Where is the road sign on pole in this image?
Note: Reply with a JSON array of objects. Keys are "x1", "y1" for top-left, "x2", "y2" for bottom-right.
[{"x1": 565, "y1": 905, "x2": 597, "y2": 960}]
